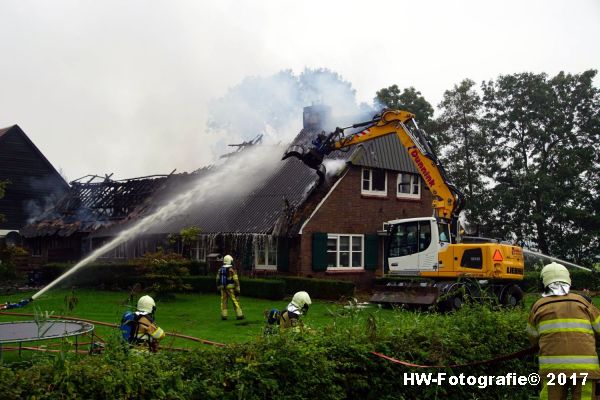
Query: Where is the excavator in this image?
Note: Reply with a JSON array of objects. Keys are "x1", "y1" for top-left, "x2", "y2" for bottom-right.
[{"x1": 283, "y1": 109, "x2": 525, "y2": 309}]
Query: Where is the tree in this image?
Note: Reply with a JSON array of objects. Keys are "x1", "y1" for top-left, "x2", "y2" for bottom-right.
[
  {"x1": 374, "y1": 85, "x2": 434, "y2": 127},
  {"x1": 481, "y1": 70, "x2": 600, "y2": 264},
  {"x1": 435, "y1": 79, "x2": 490, "y2": 235}
]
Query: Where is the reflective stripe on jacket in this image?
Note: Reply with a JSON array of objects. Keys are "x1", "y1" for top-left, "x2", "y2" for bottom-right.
[
  {"x1": 216, "y1": 265, "x2": 240, "y2": 289},
  {"x1": 528, "y1": 293, "x2": 600, "y2": 376},
  {"x1": 136, "y1": 315, "x2": 165, "y2": 341}
]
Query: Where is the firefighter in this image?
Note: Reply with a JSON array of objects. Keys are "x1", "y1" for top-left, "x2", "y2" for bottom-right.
[
  {"x1": 216, "y1": 254, "x2": 244, "y2": 320},
  {"x1": 134, "y1": 295, "x2": 165, "y2": 352},
  {"x1": 527, "y1": 262, "x2": 600, "y2": 400},
  {"x1": 280, "y1": 291, "x2": 311, "y2": 331}
]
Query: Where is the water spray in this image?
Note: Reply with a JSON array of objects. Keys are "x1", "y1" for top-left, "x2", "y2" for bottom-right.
[
  {"x1": 28, "y1": 144, "x2": 284, "y2": 301},
  {"x1": 523, "y1": 249, "x2": 592, "y2": 272}
]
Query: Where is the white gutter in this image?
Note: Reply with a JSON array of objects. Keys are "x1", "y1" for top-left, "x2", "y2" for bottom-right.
[{"x1": 299, "y1": 169, "x2": 349, "y2": 234}]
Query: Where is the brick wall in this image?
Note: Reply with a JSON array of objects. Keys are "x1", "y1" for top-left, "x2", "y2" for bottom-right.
[{"x1": 294, "y1": 166, "x2": 432, "y2": 288}]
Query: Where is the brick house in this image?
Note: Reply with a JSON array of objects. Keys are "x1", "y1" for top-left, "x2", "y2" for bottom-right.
[{"x1": 22, "y1": 106, "x2": 432, "y2": 288}]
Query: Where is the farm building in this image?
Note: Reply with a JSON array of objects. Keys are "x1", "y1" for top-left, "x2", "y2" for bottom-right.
[
  {"x1": 22, "y1": 106, "x2": 433, "y2": 287},
  {"x1": 0, "y1": 125, "x2": 69, "y2": 245}
]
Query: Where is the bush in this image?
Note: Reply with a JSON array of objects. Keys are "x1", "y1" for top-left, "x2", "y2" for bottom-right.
[
  {"x1": 38, "y1": 263, "x2": 140, "y2": 287},
  {"x1": 521, "y1": 269, "x2": 600, "y2": 292},
  {"x1": 281, "y1": 277, "x2": 355, "y2": 300},
  {"x1": 0, "y1": 304, "x2": 537, "y2": 399},
  {"x1": 182, "y1": 276, "x2": 286, "y2": 300}
]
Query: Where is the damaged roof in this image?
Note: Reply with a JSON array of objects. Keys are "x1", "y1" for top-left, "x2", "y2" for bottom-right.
[
  {"x1": 24, "y1": 123, "x2": 420, "y2": 239},
  {"x1": 20, "y1": 174, "x2": 178, "y2": 237}
]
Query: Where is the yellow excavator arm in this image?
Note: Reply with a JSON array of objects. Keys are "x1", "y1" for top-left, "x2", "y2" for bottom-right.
[{"x1": 283, "y1": 109, "x2": 464, "y2": 223}]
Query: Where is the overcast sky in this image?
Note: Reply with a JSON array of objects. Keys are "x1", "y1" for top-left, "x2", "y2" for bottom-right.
[{"x1": 1, "y1": 0, "x2": 598, "y2": 181}]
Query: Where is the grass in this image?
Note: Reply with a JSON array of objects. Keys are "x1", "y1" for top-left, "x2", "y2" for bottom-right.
[
  {"x1": 0, "y1": 288, "x2": 383, "y2": 360},
  {"x1": 2, "y1": 287, "x2": 598, "y2": 364}
]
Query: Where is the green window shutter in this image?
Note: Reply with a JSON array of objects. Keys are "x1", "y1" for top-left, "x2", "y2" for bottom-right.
[
  {"x1": 312, "y1": 232, "x2": 328, "y2": 272},
  {"x1": 364, "y1": 234, "x2": 379, "y2": 271},
  {"x1": 277, "y1": 238, "x2": 289, "y2": 272}
]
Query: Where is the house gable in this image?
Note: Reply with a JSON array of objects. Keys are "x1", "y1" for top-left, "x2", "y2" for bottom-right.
[{"x1": 0, "y1": 125, "x2": 69, "y2": 230}]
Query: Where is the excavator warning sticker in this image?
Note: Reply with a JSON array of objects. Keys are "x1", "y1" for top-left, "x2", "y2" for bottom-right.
[{"x1": 492, "y1": 249, "x2": 504, "y2": 262}]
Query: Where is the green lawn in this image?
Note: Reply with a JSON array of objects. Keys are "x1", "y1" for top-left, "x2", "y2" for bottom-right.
[
  {"x1": 2, "y1": 288, "x2": 598, "y2": 364},
  {"x1": 0, "y1": 289, "x2": 384, "y2": 353}
]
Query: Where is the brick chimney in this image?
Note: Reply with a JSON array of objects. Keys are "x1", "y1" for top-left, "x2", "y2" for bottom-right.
[{"x1": 303, "y1": 105, "x2": 331, "y2": 131}]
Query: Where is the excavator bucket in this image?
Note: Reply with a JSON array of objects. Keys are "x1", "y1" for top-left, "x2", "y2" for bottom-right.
[
  {"x1": 282, "y1": 144, "x2": 327, "y2": 184},
  {"x1": 370, "y1": 284, "x2": 439, "y2": 305}
]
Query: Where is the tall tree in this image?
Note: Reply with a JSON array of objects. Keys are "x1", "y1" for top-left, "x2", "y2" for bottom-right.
[
  {"x1": 374, "y1": 85, "x2": 434, "y2": 127},
  {"x1": 435, "y1": 79, "x2": 490, "y2": 235},
  {"x1": 482, "y1": 70, "x2": 600, "y2": 264}
]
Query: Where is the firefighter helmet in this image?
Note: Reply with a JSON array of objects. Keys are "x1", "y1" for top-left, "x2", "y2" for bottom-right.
[
  {"x1": 223, "y1": 255, "x2": 233, "y2": 265},
  {"x1": 291, "y1": 291, "x2": 312, "y2": 314},
  {"x1": 137, "y1": 295, "x2": 156, "y2": 314},
  {"x1": 541, "y1": 262, "x2": 571, "y2": 287}
]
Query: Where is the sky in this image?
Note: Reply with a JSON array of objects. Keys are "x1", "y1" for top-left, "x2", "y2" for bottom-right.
[{"x1": 1, "y1": 0, "x2": 598, "y2": 181}]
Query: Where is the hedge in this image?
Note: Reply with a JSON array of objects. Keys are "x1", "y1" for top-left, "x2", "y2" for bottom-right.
[
  {"x1": 182, "y1": 276, "x2": 286, "y2": 300},
  {"x1": 34, "y1": 263, "x2": 356, "y2": 301},
  {"x1": 0, "y1": 304, "x2": 537, "y2": 399},
  {"x1": 280, "y1": 276, "x2": 355, "y2": 300},
  {"x1": 521, "y1": 269, "x2": 600, "y2": 292}
]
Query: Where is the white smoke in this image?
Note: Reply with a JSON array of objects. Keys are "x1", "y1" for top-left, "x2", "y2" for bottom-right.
[{"x1": 207, "y1": 68, "x2": 376, "y2": 151}]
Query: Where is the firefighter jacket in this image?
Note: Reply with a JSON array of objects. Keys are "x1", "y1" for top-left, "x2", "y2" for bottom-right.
[
  {"x1": 216, "y1": 265, "x2": 240, "y2": 291},
  {"x1": 135, "y1": 314, "x2": 165, "y2": 350},
  {"x1": 527, "y1": 292, "x2": 600, "y2": 377}
]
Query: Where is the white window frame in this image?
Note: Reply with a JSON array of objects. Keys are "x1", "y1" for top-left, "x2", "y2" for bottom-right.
[
  {"x1": 361, "y1": 168, "x2": 387, "y2": 196},
  {"x1": 254, "y1": 235, "x2": 277, "y2": 270},
  {"x1": 326, "y1": 233, "x2": 364, "y2": 270},
  {"x1": 396, "y1": 173, "x2": 421, "y2": 199}
]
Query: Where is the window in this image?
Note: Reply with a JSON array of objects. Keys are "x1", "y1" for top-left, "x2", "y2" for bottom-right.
[
  {"x1": 397, "y1": 173, "x2": 421, "y2": 199},
  {"x1": 255, "y1": 235, "x2": 277, "y2": 269},
  {"x1": 388, "y1": 220, "x2": 432, "y2": 257},
  {"x1": 389, "y1": 222, "x2": 419, "y2": 257},
  {"x1": 193, "y1": 236, "x2": 209, "y2": 262},
  {"x1": 327, "y1": 234, "x2": 363, "y2": 269},
  {"x1": 361, "y1": 168, "x2": 387, "y2": 196},
  {"x1": 30, "y1": 239, "x2": 42, "y2": 257},
  {"x1": 114, "y1": 243, "x2": 126, "y2": 259}
]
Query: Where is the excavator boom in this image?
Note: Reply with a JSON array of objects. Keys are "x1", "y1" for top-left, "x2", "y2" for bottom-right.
[{"x1": 283, "y1": 110, "x2": 464, "y2": 222}]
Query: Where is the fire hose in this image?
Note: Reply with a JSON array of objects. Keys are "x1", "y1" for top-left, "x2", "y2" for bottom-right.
[
  {"x1": 0, "y1": 310, "x2": 226, "y2": 347},
  {"x1": 371, "y1": 346, "x2": 537, "y2": 368},
  {"x1": 2, "y1": 308, "x2": 537, "y2": 366},
  {"x1": 0, "y1": 298, "x2": 33, "y2": 311}
]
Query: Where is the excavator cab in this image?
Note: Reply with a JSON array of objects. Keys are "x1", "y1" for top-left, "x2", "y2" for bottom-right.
[{"x1": 386, "y1": 217, "x2": 441, "y2": 275}]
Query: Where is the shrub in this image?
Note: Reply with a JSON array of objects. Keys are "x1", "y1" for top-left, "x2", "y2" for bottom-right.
[
  {"x1": 521, "y1": 269, "x2": 600, "y2": 292},
  {"x1": 182, "y1": 276, "x2": 286, "y2": 300},
  {"x1": 281, "y1": 277, "x2": 355, "y2": 300},
  {"x1": 0, "y1": 304, "x2": 537, "y2": 399}
]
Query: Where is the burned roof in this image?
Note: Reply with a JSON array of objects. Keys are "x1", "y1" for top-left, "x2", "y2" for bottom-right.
[
  {"x1": 20, "y1": 173, "x2": 179, "y2": 237},
  {"x1": 24, "y1": 123, "x2": 420, "y2": 239}
]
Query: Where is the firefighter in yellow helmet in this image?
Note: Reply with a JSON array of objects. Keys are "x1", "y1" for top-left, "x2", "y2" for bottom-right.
[
  {"x1": 280, "y1": 291, "x2": 311, "y2": 331},
  {"x1": 134, "y1": 295, "x2": 165, "y2": 352},
  {"x1": 527, "y1": 262, "x2": 600, "y2": 399},
  {"x1": 216, "y1": 255, "x2": 244, "y2": 320}
]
